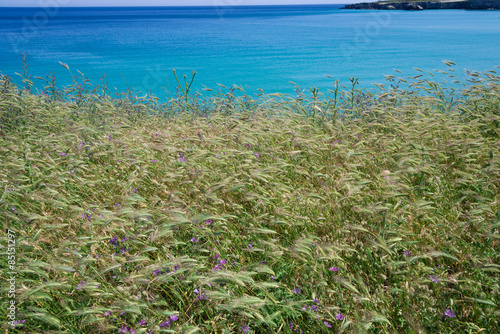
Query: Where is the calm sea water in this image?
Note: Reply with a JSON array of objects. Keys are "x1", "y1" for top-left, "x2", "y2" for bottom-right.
[{"x1": 1, "y1": 5, "x2": 499, "y2": 97}]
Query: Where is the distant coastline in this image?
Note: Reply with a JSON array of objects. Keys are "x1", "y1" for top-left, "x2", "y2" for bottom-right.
[{"x1": 342, "y1": 0, "x2": 500, "y2": 10}]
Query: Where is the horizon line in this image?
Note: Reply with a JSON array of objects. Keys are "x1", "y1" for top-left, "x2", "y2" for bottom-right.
[{"x1": 0, "y1": 3, "x2": 350, "y2": 8}]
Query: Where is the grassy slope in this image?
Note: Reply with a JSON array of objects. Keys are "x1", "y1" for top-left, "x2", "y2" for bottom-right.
[{"x1": 1, "y1": 65, "x2": 499, "y2": 334}]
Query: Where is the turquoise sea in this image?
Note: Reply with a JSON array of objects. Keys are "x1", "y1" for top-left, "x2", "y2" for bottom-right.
[{"x1": 0, "y1": 5, "x2": 499, "y2": 97}]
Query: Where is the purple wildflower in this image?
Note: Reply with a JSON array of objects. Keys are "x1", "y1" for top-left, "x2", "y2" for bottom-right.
[
  {"x1": 329, "y1": 266, "x2": 339, "y2": 272},
  {"x1": 335, "y1": 313, "x2": 344, "y2": 320},
  {"x1": 194, "y1": 288, "x2": 207, "y2": 301},
  {"x1": 443, "y1": 309, "x2": 456, "y2": 319},
  {"x1": 313, "y1": 298, "x2": 320, "y2": 304},
  {"x1": 118, "y1": 326, "x2": 129, "y2": 334},
  {"x1": 76, "y1": 280, "x2": 86, "y2": 290},
  {"x1": 404, "y1": 251, "x2": 410, "y2": 257},
  {"x1": 241, "y1": 324, "x2": 250, "y2": 333},
  {"x1": 190, "y1": 237, "x2": 197, "y2": 242},
  {"x1": 293, "y1": 287, "x2": 301, "y2": 294},
  {"x1": 324, "y1": 321, "x2": 332, "y2": 328},
  {"x1": 110, "y1": 236, "x2": 118, "y2": 245},
  {"x1": 60, "y1": 152, "x2": 66, "y2": 156},
  {"x1": 104, "y1": 311, "x2": 111, "y2": 317},
  {"x1": 159, "y1": 320, "x2": 171, "y2": 328},
  {"x1": 137, "y1": 320, "x2": 146, "y2": 326},
  {"x1": 81, "y1": 213, "x2": 92, "y2": 221},
  {"x1": 430, "y1": 275, "x2": 440, "y2": 283},
  {"x1": 170, "y1": 315, "x2": 179, "y2": 321}
]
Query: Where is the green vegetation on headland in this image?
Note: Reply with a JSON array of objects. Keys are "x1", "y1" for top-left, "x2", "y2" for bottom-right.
[
  {"x1": 1, "y1": 57, "x2": 500, "y2": 333},
  {"x1": 342, "y1": 0, "x2": 500, "y2": 10}
]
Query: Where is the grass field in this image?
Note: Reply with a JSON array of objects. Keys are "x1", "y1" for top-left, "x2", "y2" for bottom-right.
[{"x1": 1, "y1": 59, "x2": 499, "y2": 333}]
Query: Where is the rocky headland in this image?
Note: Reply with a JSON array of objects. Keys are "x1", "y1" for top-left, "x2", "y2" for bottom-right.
[{"x1": 342, "y1": 0, "x2": 500, "y2": 10}]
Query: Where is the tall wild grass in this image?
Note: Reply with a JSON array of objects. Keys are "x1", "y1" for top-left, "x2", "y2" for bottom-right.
[{"x1": 1, "y1": 59, "x2": 499, "y2": 333}]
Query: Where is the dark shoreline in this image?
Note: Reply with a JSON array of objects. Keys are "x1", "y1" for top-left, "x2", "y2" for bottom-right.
[{"x1": 342, "y1": 0, "x2": 500, "y2": 10}]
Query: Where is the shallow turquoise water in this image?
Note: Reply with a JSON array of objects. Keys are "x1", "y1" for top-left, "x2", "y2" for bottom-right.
[{"x1": 0, "y1": 5, "x2": 499, "y2": 97}]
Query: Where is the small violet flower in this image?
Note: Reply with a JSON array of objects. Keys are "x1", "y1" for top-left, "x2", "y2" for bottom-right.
[
  {"x1": 159, "y1": 320, "x2": 170, "y2": 328},
  {"x1": 110, "y1": 236, "x2": 118, "y2": 245},
  {"x1": 430, "y1": 275, "x2": 440, "y2": 283},
  {"x1": 443, "y1": 309, "x2": 456, "y2": 319},
  {"x1": 118, "y1": 326, "x2": 130, "y2": 334},
  {"x1": 241, "y1": 324, "x2": 250, "y2": 333},
  {"x1": 76, "y1": 279, "x2": 86, "y2": 290},
  {"x1": 336, "y1": 313, "x2": 344, "y2": 320}
]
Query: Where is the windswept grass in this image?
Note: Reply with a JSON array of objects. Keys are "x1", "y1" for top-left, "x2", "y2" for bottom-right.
[{"x1": 1, "y1": 61, "x2": 499, "y2": 333}]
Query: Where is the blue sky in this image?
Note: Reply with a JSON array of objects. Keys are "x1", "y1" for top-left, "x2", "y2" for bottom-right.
[{"x1": 0, "y1": 0, "x2": 350, "y2": 6}]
